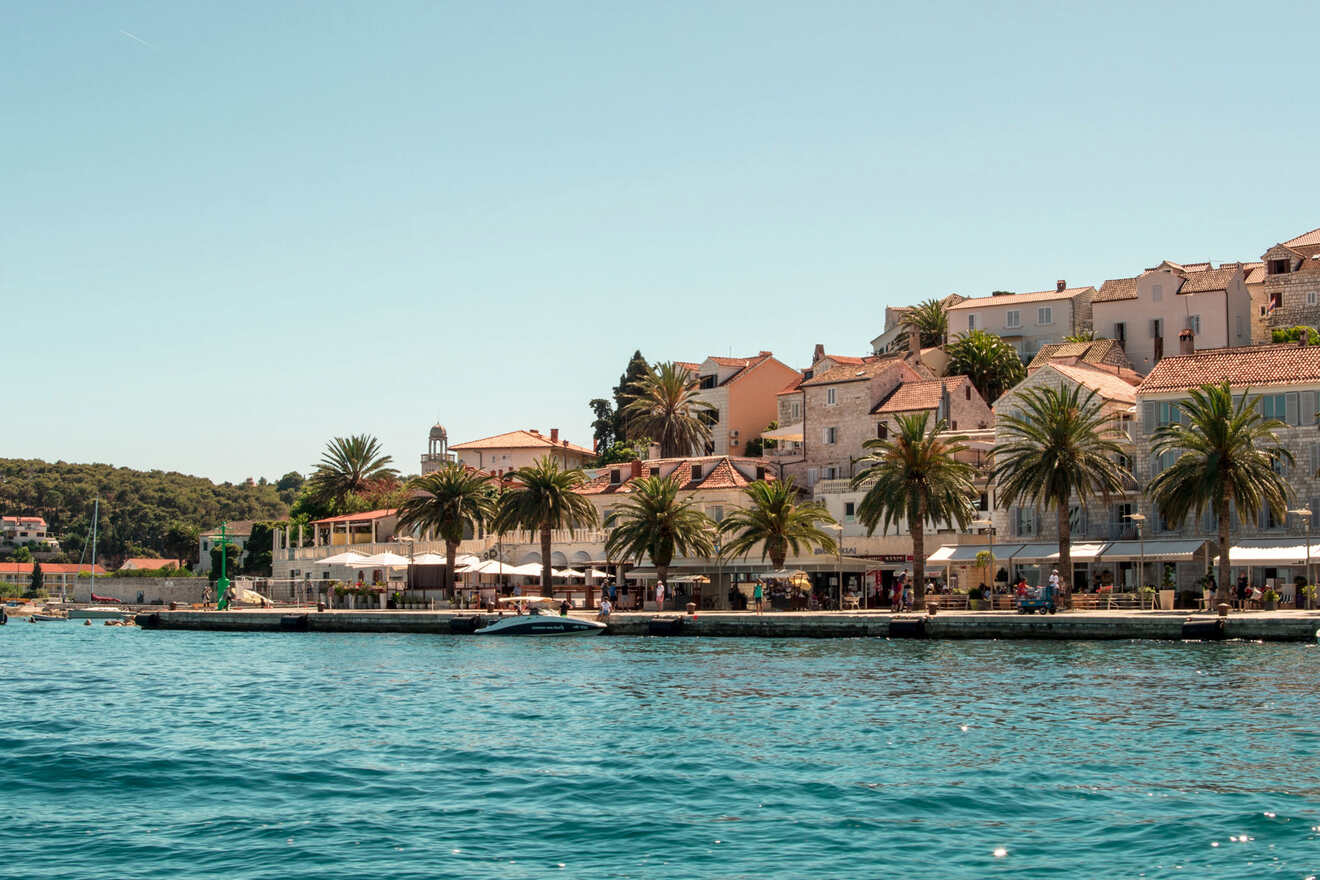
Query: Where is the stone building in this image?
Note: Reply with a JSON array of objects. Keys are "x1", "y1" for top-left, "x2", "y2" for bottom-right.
[
  {"x1": 419, "y1": 423, "x2": 455, "y2": 474},
  {"x1": 1261, "y1": 227, "x2": 1320, "y2": 334},
  {"x1": 449, "y1": 428, "x2": 593, "y2": 476}
]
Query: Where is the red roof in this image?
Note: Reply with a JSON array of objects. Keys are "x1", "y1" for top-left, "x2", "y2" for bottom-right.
[
  {"x1": 312, "y1": 508, "x2": 397, "y2": 525},
  {"x1": 776, "y1": 372, "x2": 806, "y2": 395},
  {"x1": 1139, "y1": 344, "x2": 1320, "y2": 393},
  {"x1": 577, "y1": 456, "x2": 771, "y2": 495},
  {"x1": 119, "y1": 557, "x2": 184, "y2": 571},
  {"x1": 1, "y1": 516, "x2": 47, "y2": 527},
  {"x1": 450, "y1": 429, "x2": 594, "y2": 456},
  {"x1": 0, "y1": 562, "x2": 106, "y2": 575}
]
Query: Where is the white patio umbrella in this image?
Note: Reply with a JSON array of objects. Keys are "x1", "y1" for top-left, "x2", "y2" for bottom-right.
[
  {"x1": 315, "y1": 551, "x2": 367, "y2": 565},
  {"x1": 505, "y1": 562, "x2": 544, "y2": 577},
  {"x1": 553, "y1": 568, "x2": 586, "y2": 578},
  {"x1": 349, "y1": 552, "x2": 412, "y2": 568},
  {"x1": 410, "y1": 552, "x2": 448, "y2": 565},
  {"x1": 588, "y1": 568, "x2": 612, "y2": 579}
]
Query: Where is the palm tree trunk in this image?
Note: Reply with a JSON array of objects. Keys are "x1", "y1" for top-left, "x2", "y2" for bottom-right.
[
  {"x1": 540, "y1": 526, "x2": 552, "y2": 599},
  {"x1": 1216, "y1": 492, "x2": 1231, "y2": 607},
  {"x1": 445, "y1": 540, "x2": 458, "y2": 602},
  {"x1": 1057, "y1": 504, "x2": 1072, "y2": 607},
  {"x1": 911, "y1": 519, "x2": 926, "y2": 607}
]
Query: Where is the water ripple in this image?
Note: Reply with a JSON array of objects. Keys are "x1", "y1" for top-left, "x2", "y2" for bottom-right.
[{"x1": 1, "y1": 625, "x2": 1317, "y2": 878}]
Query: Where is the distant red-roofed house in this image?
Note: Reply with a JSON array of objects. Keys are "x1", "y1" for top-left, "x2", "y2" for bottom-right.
[
  {"x1": 309, "y1": 508, "x2": 401, "y2": 548},
  {"x1": 0, "y1": 561, "x2": 106, "y2": 593},
  {"x1": 119, "y1": 557, "x2": 185, "y2": 572},
  {"x1": 450, "y1": 428, "x2": 594, "y2": 476},
  {"x1": 0, "y1": 515, "x2": 59, "y2": 551}
]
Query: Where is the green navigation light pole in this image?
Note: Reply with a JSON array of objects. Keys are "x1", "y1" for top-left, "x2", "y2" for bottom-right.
[{"x1": 216, "y1": 522, "x2": 232, "y2": 610}]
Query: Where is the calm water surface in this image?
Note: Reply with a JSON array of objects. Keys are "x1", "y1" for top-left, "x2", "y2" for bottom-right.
[{"x1": 1, "y1": 624, "x2": 1318, "y2": 879}]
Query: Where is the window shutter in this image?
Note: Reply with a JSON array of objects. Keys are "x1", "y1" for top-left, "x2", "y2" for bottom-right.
[
  {"x1": 1142, "y1": 401, "x2": 1156, "y2": 435},
  {"x1": 1303, "y1": 391, "x2": 1317, "y2": 426},
  {"x1": 1287, "y1": 392, "x2": 1300, "y2": 426}
]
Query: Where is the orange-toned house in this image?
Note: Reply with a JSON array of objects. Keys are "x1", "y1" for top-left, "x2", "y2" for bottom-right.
[{"x1": 680, "y1": 352, "x2": 801, "y2": 457}]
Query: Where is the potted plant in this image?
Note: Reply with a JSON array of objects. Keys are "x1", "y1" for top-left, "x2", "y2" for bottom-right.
[
  {"x1": 1262, "y1": 588, "x2": 1279, "y2": 611},
  {"x1": 967, "y1": 586, "x2": 983, "y2": 611},
  {"x1": 1139, "y1": 585, "x2": 1157, "y2": 609},
  {"x1": 1302, "y1": 584, "x2": 1317, "y2": 610}
]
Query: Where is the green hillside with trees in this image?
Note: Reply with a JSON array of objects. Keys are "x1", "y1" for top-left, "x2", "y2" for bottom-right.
[{"x1": 0, "y1": 458, "x2": 293, "y2": 566}]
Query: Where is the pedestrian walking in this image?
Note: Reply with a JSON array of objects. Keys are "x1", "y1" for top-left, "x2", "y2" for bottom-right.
[{"x1": 753, "y1": 579, "x2": 765, "y2": 614}]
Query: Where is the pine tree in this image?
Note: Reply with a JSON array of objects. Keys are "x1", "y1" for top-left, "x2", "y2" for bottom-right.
[{"x1": 613, "y1": 350, "x2": 649, "y2": 441}]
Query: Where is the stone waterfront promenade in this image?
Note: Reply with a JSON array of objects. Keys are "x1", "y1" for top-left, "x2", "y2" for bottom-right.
[{"x1": 135, "y1": 607, "x2": 1320, "y2": 642}]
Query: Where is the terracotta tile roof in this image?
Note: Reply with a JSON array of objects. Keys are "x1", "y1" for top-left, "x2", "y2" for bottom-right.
[
  {"x1": 0, "y1": 562, "x2": 106, "y2": 575},
  {"x1": 872, "y1": 377, "x2": 971, "y2": 414},
  {"x1": 800, "y1": 358, "x2": 915, "y2": 388},
  {"x1": 1283, "y1": 227, "x2": 1320, "y2": 251},
  {"x1": 946, "y1": 286, "x2": 1094, "y2": 311},
  {"x1": 823, "y1": 353, "x2": 867, "y2": 366},
  {"x1": 311, "y1": 509, "x2": 397, "y2": 525},
  {"x1": 1029, "y1": 339, "x2": 1133, "y2": 371},
  {"x1": 708, "y1": 355, "x2": 767, "y2": 368},
  {"x1": 1139, "y1": 344, "x2": 1320, "y2": 393},
  {"x1": 1176, "y1": 261, "x2": 1212, "y2": 272},
  {"x1": 119, "y1": 557, "x2": 184, "y2": 570},
  {"x1": 1, "y1": 516, "x2": 47, "y2": 526},
  {"x1": 450, "y1": 429, "x2": 593, "y2": 456},
  {"x1": 201, "y1": 520, "x2": 254, "y2": 537},
  {"x1": 1178, "y1": 266, "x2": 1239, "y2": 294},
  {"x1": 1048, "y1": 363, "x2": 1139, "y2": 405},
  {"x1": 776, "y1": 372, "x2": 806, "y2": 395},
  {"x1": 577, "y1": 456, "x2": 770, "y2": 495},
  {"x1": 1094, "y1": 277, "x2": 1139, "y2": 303},
  {"x1": 674, "y1": 361, "x2": 701, "y2": 372},
  {"x1": 1243, "y1": 262, "x2": 1266, "y2": 284}
]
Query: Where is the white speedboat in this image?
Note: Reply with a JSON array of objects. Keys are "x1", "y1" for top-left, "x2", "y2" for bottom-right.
[{"x1": 474, "y1": 597, "x2": 606, "y2": 636}]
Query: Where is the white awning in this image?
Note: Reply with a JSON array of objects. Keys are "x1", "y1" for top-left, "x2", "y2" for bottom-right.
[
  {"x1": 761, "y1": 422, "x2": 804, "y2": 442},
  {"x1": 1008, "y1": 543, "x2": 1064, "y2": 562},
  {"x1": 1214, "y1": 541, "x2": 1313, "y2": 566},
  {"x1": 348, "y1": 552, "x2": 412, "y2": 568},
  {"x1": 314, "y1": 551, "x2": 367, "y2": 566},
  {"x1": 1101, "y1": 539, "x2": 1208, "y2": 562},
  {"x1": 926, "y1": 544, "x2": 1023, "y2": 565},
  {"x1": 1045, "y1": 542, "x2": 1109, "y2": 562}
]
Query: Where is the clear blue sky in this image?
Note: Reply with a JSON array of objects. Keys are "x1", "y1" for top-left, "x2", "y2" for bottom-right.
[{"x1": 5, "y1": 1, "x2": 1318, "y2": 482}]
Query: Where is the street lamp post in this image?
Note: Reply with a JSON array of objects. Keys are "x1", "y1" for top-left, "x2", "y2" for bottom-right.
[
  {"x1": 1126, "y1": 513, "x2": 1147, "y2": 608},
  {"x1": 971, "y1": 518, "x2": 995, "y2": 607},
  {"x1": 827, "y1": 522, "x2": 843, "y2": 611},
  {"x1": 1289, "y1": 507, "x2": 1312, "y2": 608}
]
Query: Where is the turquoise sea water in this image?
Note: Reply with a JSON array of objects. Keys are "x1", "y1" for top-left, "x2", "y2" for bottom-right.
[{"x1": 2, "y1": 625, "x2": 1318, "y2": 879}]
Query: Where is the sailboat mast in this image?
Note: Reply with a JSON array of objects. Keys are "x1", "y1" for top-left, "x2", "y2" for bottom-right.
[{"x1": 90, "y1": 498, "x2": 99, "y2": 586}]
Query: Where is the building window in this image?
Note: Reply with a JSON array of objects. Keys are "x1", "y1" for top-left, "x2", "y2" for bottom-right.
[
  {"x1": 824, "y1": 466, "x2": 837, "y2": 480},
  {"x1": 978, "y1": 492, "x2": 989, "y2": 512},
  {"x1": 610, "y1": 469, "x2": 621, "y2": 484},
  {"x1": 1037, "y1": 306, "x2": 1053, "y2": 326},
  {"x1": 968, "y1": 314, "x2": 976, "y2": 331},
  {"x1": 1114, "y1": 321, "x2": 1126, "y2": 347},
  {"x1": 1186, "y1": 314, "x2": 1200, "y2": 335},
  {"x1": 965, "y1": 385, "x2": 971, "y2": 400},
  {"x1": 755, "y1": 466, "x2": 766, "y2": 480},
  {"x1": 1261, "y1": 393, "x2": 1286, "y2": 422},
  {"x1": 1309, "y1": 291, "x2": 1318, "y2": 307},
  {"x1": 826, "y1": 388, "x2": 837, "y2": 405},
  {"x1": 824, "y1": 427, "x2": 837, "y2": 444},
  {"x1": 691, "y1": 464, "x2": 702, "y2": 480},
  {"x1": 708, "y1": 505, "x2": 724, "y2": 523},
  {"x1": 699, "y1": 374, "x2": 717, "y2": 389},
  {"x1": 1269, "y1": 258, "x2": 1291, "y2": 275},
  {"x1": 1013, "y1": 507, "x2": 1036, "y2": 537},
  {"x1": 649, "y1": 466, "x2": 660, "y2": 476},
  {"x1": 1152, "y1": 283, "x2": 1163, "y2": 303},
  {"x1": 876, "y1": 422, "x2": 888, "y2": 440},
  {"x1": 1005, "y1": 310, "x2": 1021, "y2": 329},
  {"x1": 844, "y1": 502, "x2": 856, "y2": 522},
  {"x1": 791, "y1": 403, "x2": 801, "y2": 419}
]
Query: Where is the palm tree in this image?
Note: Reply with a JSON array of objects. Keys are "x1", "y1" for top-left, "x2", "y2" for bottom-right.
[
  {"x1": 903, "y1": 298, "x2": 949, "y2": 348},
  {"x1": 1147, "y1": 382, "x2": 1292, "y2": 606},
  {"x1": 719, "y1": 479, "x2": 838, "y2": 573},
  {"x1": 621, "y1": 361, "x2": 716, "y2": 457},
  {"x1": 991, "y1": 384, "x2": 1131, "y2": 604},
  {"x1": 852, "y1": 412, "x2": 978, "y2": 606},
  {"x1": 492, "y1": 456, "x2": 599, "y2": 597},
  {"x1": 395, "y1": 464, "x2": 494, "y2": 599},
  {"x1": 945, "y1": 330, "x2": 1026, "y2": 404},
  {"x1": 307, "y1": 434, "x2": 398, "y2": 511},
  {"x1": 604, "y1": 475, "x2": 717, "y2": 588}
]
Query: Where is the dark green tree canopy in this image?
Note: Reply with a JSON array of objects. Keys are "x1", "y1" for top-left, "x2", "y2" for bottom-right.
[{"x1": 945, "y1": 330, "x2": 1027, "y2": 404}]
